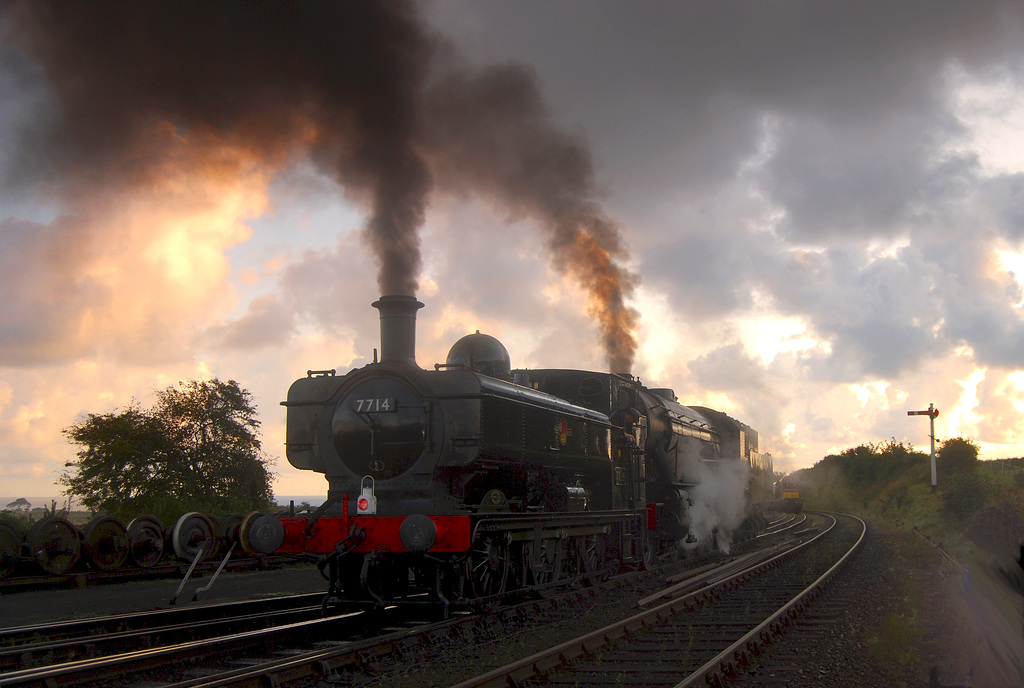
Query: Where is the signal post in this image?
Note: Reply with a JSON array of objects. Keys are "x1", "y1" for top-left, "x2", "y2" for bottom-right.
[{"x1": 908, "y1": 403, "x2": 940, "y2": 491}]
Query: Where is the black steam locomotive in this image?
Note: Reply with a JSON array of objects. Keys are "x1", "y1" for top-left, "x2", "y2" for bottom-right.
[{"x1": 252, "y1": 296, "x2": 772, "y2": 609}]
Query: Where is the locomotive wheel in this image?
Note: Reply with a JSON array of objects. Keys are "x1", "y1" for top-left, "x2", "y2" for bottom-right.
[
  {"x1": 204, "y1": 515, "x2": 227, "y2": 558},
  {"x1": 28, "y1": 517, "x2": 81, "y2": 575},
  {"x1": 83, "y1": 516, "x2": 129, "y2": 571},
  {"x1": 218, "y1": 514, "x2": 245, "y2": 551},
  {"x1": 441, "y1": 556, "x2": 469, "y2": 601},
  {"x1": 0, "y1": 522, "x2": 25, "y2": 578},
  {"x1": 639, "y1": 529, "x2": 658, "y2": 571},
  {"x1": 466, "y1": 533, "x2": 509, "y2": 598},
  {"x1": 171, "y1": 512, "x2": 215, "y2": 561},
  {"x1": 522, "y1": 537, "x2": 565, "y2": 587},
  {"x1": 126, "y1": 515, "x2": 164, "y2": 567},
  {"x1": 580, "y1": 532, "x2": 608, "y2": 581},
  {"x1": 237, "y1": 511, "x2": 265, "y2": 556}
]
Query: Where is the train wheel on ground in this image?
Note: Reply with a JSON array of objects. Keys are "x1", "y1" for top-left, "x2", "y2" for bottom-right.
[
  {"x1": 237, "y1": 512, "x2": 265, "y2": 556},
  {"x1": 83, "y1": 516, "x2": 129, "y2": 571},
  {"x1": 127, "y1": 515, "x2": 164, "y2": 568},
  {"x1": 28, "y1": 517, "x2": 81, "y2": 575},
  {"x1": 218, "y1": 514, "x2": 245, "y2": 552},
  {"x1": 205, "y1": 515, "x2": 227, "y2": 558},
  {"x1": 171, "y1": 512, "x2": 215, "y2": 562},
  {"x1": 0, "y1": 522, "x2": 24, "y2": 578},
  {"x1": 467, "y1": 533, "x2": 509, "y2": 598}
]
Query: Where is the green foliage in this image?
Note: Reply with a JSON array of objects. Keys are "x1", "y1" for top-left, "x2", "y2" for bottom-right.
[
  {"x1": 939, "y1": 470, "x2": 993, "y2": 521},
  {"x1": 936, "y1": 436, "x2": 979, "y2": 475},
  {"x1": 810, "y1": 439, "x2": 928, "y2": 506},
  {"x1": 0, "y1": 510, "x2": 28, "y2": 530},
  {"x1": 61, "y1": 378, "x2": 275, "y2": 523}
]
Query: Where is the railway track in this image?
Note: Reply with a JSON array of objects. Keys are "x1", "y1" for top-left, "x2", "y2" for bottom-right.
[
  {"x1": 451, "y1": 511, "x2": 864, "y2": 688},
  {"x1": 0, "y1": 514, "x2": 817, "y2": 688},
  {"x1": 0, "y1": 593, "x2": 332, "y2": 672}
]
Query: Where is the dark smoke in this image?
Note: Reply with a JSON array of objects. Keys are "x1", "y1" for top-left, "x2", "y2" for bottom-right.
[
  {"x1": 2, "y1": 0, "x2": 432, "y2": 296},
  {"x1": 421, "y1": 64, "x2": 640, "y2": 372},
  {"x1": 1, "y1": 0, "x2": 638, "y2": 371}
]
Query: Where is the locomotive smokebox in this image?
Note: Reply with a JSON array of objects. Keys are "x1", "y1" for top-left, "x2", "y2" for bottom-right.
[{"x1": 373, "y1": 295, "x2": 424, "y2": 368}]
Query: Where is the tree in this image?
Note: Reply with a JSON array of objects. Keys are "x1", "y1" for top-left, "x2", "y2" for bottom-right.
[
  {"x1": 822, "y1": 439, "x2": 928, "y2": 495},
  {"x1": 62, "y1": 379, "x2": 275, "y2": 523},
  {"x1": 936, "y1": 436, "x2": 979, "y2": 475},
  {"x1": 4, "y1": 498, "x2": 31, "y2": 514}
]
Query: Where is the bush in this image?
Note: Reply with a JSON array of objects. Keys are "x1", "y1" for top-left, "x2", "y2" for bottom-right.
[
  {"x1": 939, "y1": 470, "x2": 992, "y2": 521},
  {"x1": 936, "y1": 437, "x2": 979, "y2": 476}
]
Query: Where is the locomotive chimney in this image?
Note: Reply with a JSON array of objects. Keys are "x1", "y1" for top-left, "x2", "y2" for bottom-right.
[{"x1": 372, "y1": 295, "x2": 424, "y2": 367}]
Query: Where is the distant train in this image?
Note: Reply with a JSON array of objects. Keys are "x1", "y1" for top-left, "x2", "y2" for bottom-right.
[
  {"x1": 774, "y1": 476, "x2": 804, "y2": 513},
  {"x1": 250, "y1": 296, "x2": 774, "y2": 609}
]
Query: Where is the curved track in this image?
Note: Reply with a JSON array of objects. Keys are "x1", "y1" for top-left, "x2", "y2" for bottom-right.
[
  {"x1": 0, "y1": 514, "x2": 833, "y2": 688},
  {"x1": 452, "y1": 512, "x2": 864, "y2": 688}
]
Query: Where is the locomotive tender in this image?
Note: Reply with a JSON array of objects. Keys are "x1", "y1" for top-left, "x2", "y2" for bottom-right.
[{"x1": 252, "y1": 296, "x2": 772, "y2": 609}]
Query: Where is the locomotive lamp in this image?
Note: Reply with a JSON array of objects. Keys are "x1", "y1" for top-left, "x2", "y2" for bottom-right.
[
  {"x1": 908, "y1": 403, "x2": 940, "y2": 491},
  {"x1": 358, "y1": 475, "x2": 378, "y2": 514}
]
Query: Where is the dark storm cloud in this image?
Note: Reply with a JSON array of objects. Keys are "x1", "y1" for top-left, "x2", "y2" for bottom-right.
[
  {"x1": 761, "y1": 117, "x2": 959, "y2": 240},
  {"x1": 689, "y1": 343, "x2": 769, "y2": 394},
  {"x1": 642, "y1": 230, "x2": 761, "y2": 320},
  {"x1": 432, "y1": 0, "x2": 1024, "y2": 383},
  {"x1": 767, "y1": 246, "x2": 947, "y2": 380},
  {"x1": 930, "y1": 238, "x2": 1024, "y2": 369},
  {"x1": 430, "y1": 1, "x2": 1023, "y2": 197},
  {"x1": 1, "y1": 0, "x2": 641, "y2": 372},
  {"x1": 983, "y1": 174, "x2": 1024, "y2": 240},
  {"x1": 2, "y1": 0, "x2": 433, "y2": 297}
]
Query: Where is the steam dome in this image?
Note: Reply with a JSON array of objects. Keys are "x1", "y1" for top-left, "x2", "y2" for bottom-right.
[{"x1": 446, "y1": 331, "x2": 512, "y2": 380}]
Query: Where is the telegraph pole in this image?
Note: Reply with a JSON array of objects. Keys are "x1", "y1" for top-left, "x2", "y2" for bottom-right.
[{"x1": 908, "y1": 403, "x2": 940, "y2": 491}]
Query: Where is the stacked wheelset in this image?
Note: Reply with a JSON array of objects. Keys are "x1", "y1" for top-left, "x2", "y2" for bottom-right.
[{"x1": 0, "y1": 511, "x2": 270, "y2": 578}]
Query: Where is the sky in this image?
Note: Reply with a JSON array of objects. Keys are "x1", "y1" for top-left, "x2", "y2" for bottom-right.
[{"x1": 1, "y1": 1, "x2": 1024, "y2": 503}]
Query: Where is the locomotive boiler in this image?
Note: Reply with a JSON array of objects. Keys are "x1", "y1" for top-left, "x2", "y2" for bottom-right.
[{"x1": 251, "y1": 296, "x2": 771, "y2": 610}]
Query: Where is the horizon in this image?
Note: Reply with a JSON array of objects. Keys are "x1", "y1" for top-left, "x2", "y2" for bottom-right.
[{"x1": 2, "y1": 2, "x2": 1024, "y2": 499}]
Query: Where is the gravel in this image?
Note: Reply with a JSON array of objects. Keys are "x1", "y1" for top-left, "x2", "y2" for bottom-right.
[
  {"x1": 320, "y1": 520, "x2": 1023, "y2": 688},
  {"x1": 5, "y1": 517, "x2": 1019, "y2": 687}
]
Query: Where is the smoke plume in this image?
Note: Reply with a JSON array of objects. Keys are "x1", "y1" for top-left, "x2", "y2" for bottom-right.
[
  {"x1": 2, "y1": 0, "x2": 638, "y2": 371},
  {"x1": 420, "y1": 63, "x2": 640, "y2": 371}
]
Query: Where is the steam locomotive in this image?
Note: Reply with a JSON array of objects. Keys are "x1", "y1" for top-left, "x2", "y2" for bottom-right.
[{"x1": 251, "y1": 296, "x2": 773, "y2": 610}]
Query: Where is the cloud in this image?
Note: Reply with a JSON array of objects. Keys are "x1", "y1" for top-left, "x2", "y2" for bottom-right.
[
  {"x1": 1, "y1": 126, "x2": 271, "y2": 367},
  {"x1": 0, "y1": 216, "x2": 104, "y2": 365},
  {"x1": 3, "y1": 1, "x2": 1024, "y2": 502},
  {"x1": 206, "y1": 295, "x2": 296, "y2": 352}
]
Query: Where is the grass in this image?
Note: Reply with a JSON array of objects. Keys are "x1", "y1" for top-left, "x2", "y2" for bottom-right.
[{"x1": 797, "y1": 457, "x2": 1023, "y2": 679}]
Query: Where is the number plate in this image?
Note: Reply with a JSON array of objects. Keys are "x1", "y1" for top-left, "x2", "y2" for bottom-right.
[{"x1": 353, "y1": 397, "x2": 396, "y2": 413}]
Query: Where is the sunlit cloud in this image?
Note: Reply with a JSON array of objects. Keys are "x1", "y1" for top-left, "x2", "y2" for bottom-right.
[
  {"x1": 3, "y1": 2, "x2": 1024, "y2": 503},
  {"x1": 944, "y1": 62, "x2": 1024, "y2": 176}
]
